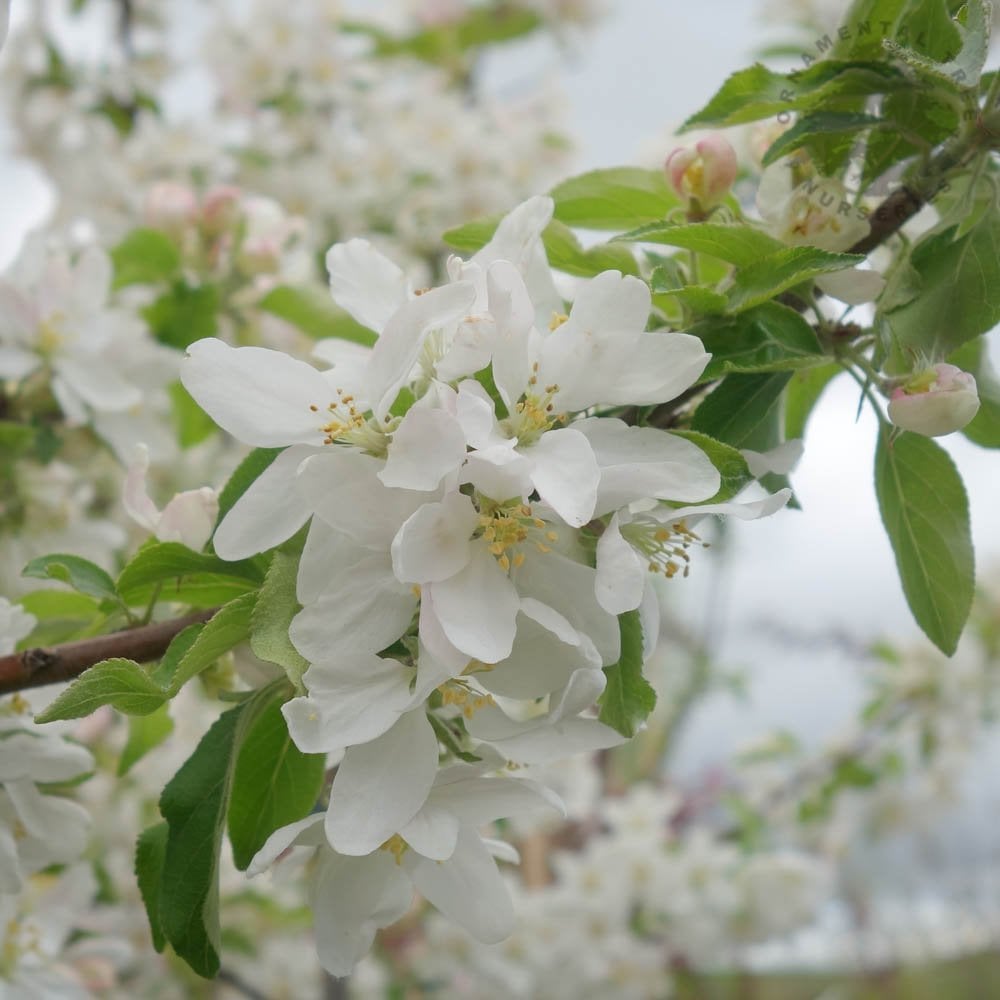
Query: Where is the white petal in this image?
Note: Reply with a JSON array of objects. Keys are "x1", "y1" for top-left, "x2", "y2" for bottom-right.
[
  {"x1": 815, "y1": 267, "x2": 885, "y2": 305},
  {"x1": 379, "y1": 407, "x2": 468, "y2": 491},
  {"x1": 460, "y1": 444, "x2": 533, "y2": 502},
  {"x1": 298, "y1": 449, "x2": 426, "y2": 548},
  {"x1": 416, "y1": 595, "x2": 471, "y2": 678},
  {"x1": 0, "y1": 346, "x2": 40, "y2": 379},
  {"x1": 390, "y1": 493, "x2": 477, "y2": 584},
  {"x1": 595, "y1": 512, "x2": 647, "y2": 614},
  {"x1": 485, "y1": 261, "x2": 535, "y2": 409},
  {"x1": 6, "y1": 780, "x2": 91, "y2": 867},
  {"x1": 0, "y1": 824, "x2": 23, "y2": 894},
  {"x1": 325, "y1": 710, "x2": 439, "y2": 856},
  {"x1": 297, "y1": 519, "x2": 366, "y2": 605},
  {"x1": 181, "y1": 339, "x2": 335, "y2": 447},
  {"x1": 53, "y1": 355, "x2": 141, "y2": 412},
  {"x1": 289, "y1": 561, "x2": 416, "y2": 659},
  {"x1": 325, "y1": 238, "x2": 410, "y2": 332},
  {"x1": 157, "y1": 488, "x2": 218, "y2": 550},
  {"x1": 524, "y1": 428, "x2": 599, "y2": 527},
  {"x1": 366, "y1": 282, "x2": 477, "y2": 420},
  {"x1": 247, "y1": 813, "x2": 325, "y2": 877},
  {"x1": 69, "y1": 246, "x2": 112, "y2": 315},
  {"x1": 407, "y1": 828, "x2": 515, "y2": 943},
  {"x1": 122, "y1": 443, "x2": 160, "y2": 532},
  {"x1": 213, "y1": 445, "x2": 316, "y2": 560},
  {"x1": 575, "y1": 416, "x2": 719, "y2": 516},
  {"x1": 0, "y1": 734, "x2": 93, "y2": 783},
  {"x1": 741, "y1": 439, "x2": 804, "y2": 478},
  {"x1": 513, "y1": 550, "x2": 620, "y2": 665},
  {"x1": 282, "y1": 655, "x2": 417, "y2": 753},
  {"x1": 657, "y1": 488, "x2": 792, "y2": 523},
  {"x1": 600, "y1": 331, "x2": 710, "y2": 406},
  {"x1": 427, "y1": 545, "x2": 519, "y2": 663},
  {"x1": 312, "y1": 851, "x2": 412, "y2": 978},
  {"x1": 454, "y1": 379, "x2": 500, "y2": 449}
]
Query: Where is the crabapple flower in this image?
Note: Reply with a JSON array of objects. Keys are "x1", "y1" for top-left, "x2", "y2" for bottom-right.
[
  {"x1": 756, "y1": 157, "x2": 885, "y2": 305},
  {"x1": 887, "y1": 363, "x2": 980, "y2": 437},
  {"x1": 123, "y1": 444, "x2": 218, "y2": 550},
  {"x1": 0, "y1": 600, "x2": 34, "y2": 656},
  {"x1": 665, "y1": 134, "x2": 738, "y2": 214}
]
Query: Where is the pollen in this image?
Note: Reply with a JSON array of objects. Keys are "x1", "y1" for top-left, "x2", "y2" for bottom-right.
[
  {"x1": 380, "y1": 834, "x2": 409, "y2": 865},
  {"x1": 438, "y1": 680, "x2": 496, "y2": 719},
  {"x1": 475, "y1": 497, "x2": 558, "y2": 574},
  {"x1": 624, "y1": 517, "x2": 708, "y2": 580},
  {"x1": 549, "y1": 312, "x2": 569, "y2": 331}
]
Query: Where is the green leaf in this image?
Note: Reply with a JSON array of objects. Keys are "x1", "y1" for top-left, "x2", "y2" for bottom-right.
[
  {"x1": 727, "y1": 246, "x2": 864, "y2": 313},
  {"x1": 653, "y1": 282, "x2": 728, "y2": 318},
  {"x1": 549, "y1": 167, "x2": 680, "y2": 230},
  {"x1": 16, "y1": 589, "x2": 101, "y2": 621},
  {"x1": 149, "y1": 623, "x2": 204, "y2": 689},
  {"x1": 110, "y1": 228, "x2": 181, "y2": 289},
  {"x1": 669, "y1": 431, "x2": 754, "y2": 504},
  {"x1": 250, "y1": 551, "x2": 310, "y2": 690},
  {"x1": 785, "y1": 363, "x2": 841, "y2": 440},
  {"x1": 682, "y1": 60, "x2": 904, "y2": 130},
  {"x1": 442, "y1": 217, "x2": 638, "y2": 277},
  {"x1": 165, "y1": 593, "x2": 257, "y2": 695},
  {"x1": 0, "y1": 420, "x2": 37, "y2": 459},
  {"x1": 884, "y1": 0, "x2": 990, "y2": 89},
  {"x1": 216, "y1": 448, "x2": 283, "y2": 526},
  {"x1": 135, "y1": 822, "x2": 169, "y2": 952},
  {"x1": 874, "y1": 429, "x2": 974, "y2": 654},
  {"x1": 35, "y1": 658, "x2": 167, "y2": 722},
  {"x1": 168, "y1": 382, "x2": 216, "y2": 449},
  {"x1": 143, "y1": 282, "x2": 219, "y2": 350},
  {"x1": 258, "y1": 285, "x2": 377, "y2": 346},
  {"x1": 691, "y1": 373, "x2": 792, "y2": 450},
  {"x1": 830, "y1": 0, "x2": 912, "y2": 58},
  {"x1": 158, "y1": 692, "x2": 270, "y2": 977},
  {"x1": 598, "y1": 611, "x2": 654, "y2": 739},
  {"x1": 761, "y1": 111, "x2": 882, "y2": 166},
  {"x1": 689, "y1": 302, "x2": 825, "y2": 381},
  {"x1": 227, "y1": 691, "x2": 324, "y2": 870},
  {"x1": 117, "y1": 542, "x2": 263, "y2": 608},
  {"x1": 950, "y1": 338, "x2": 1000, "y2": 449},
  {"x1": 119, "y1": 703, "x2": 174, "y2": 776},
  {"x1": 618, "y1": 222, "x2": 784, "y2": 267},
  {"x1": 881, "y1": 197, "x2": 1000, "y2": 361},
  {"x1": 21, "y1": 553, "x2": 118, "y2": 602}
]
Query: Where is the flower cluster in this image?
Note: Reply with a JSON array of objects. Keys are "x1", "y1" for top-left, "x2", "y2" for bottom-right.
[{"x1": 180, "y1": 195, "x2": 789, "y2": 973}]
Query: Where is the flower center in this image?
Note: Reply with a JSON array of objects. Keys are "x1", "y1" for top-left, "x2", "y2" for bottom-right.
[
  {"x1": 309, "y1": 389, "x2": 394, "y2": 456},
  {"x1": 502, "y1": 364, "x2": 565, "y2": 446},
  {"x1": 476, "y1": 497, "x2": 558, "y2": 573},
  {"x1": 621, "y1": 516, "x2": 707, "y2": 579},
  {"x1": 380, "y1": 834, "x2": 409, "y2": 866},
  {"x1": 437, "y1": 679, "x2": 496, "y2": 719}
]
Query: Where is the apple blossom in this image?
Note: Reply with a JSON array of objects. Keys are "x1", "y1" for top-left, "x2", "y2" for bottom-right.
[{"x1": 666, "y1": 134, "x2": 738, "y2": 215}]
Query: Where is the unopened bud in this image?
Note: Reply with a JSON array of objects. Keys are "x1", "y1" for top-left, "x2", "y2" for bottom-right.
[
  {"x1": 665, "y1": 134, "x2": 738, "y2": 214},
  {"x1": 200, "y1": 185, "x2": 243, "y2": 236},
  {"x1": 887, "y1": 363, "x2": 980, "y2": 437},
  {"x1": 143, "y1": 182, "x2": 198, "y2": 238}
]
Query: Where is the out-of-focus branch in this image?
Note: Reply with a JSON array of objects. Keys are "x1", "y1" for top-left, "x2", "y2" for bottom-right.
[{"x1": 0, "y1": 608, "x2": 217, "y2": 695}]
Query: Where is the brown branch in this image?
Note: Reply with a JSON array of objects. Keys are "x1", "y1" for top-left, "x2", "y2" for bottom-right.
[{"x1": 0, "y1": 608, "x2": 217, "y2": 695}]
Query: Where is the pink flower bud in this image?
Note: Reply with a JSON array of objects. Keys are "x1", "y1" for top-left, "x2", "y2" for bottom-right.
[
  {"x1": 200, "y1": 185, "x2": 244, "y2": 236},
  {"x1": 887, "y1": 363, "x2": 980, "y2": 437},
  {"x1": 143, "y1": 182, "x2": 198, "y2": 237},
  {"x1": 665, "y1": 134, "x2": 738, "y2": 212}
]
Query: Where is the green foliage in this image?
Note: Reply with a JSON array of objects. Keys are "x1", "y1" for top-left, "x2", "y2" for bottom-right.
[
  {"x1": 216, "y1": 448, "x2": 283, "y2": 526},
  {"x1": 830, "y1": 0, "x2": 911, "y2": 59},
  {"x1": 110, "y1": 228, "x2": 181, "y2": 289},
  {"x1": 116, "y1": 542, "x2": 264, "y2": 608},
  {"x1": 691, "y1": 373, "x2": 792, "y2": 451},
  {"x1": 162, "y1": 593, "x2": 256, "y2": 694},
  {"x1": 157, "y1": 694, "x2": 264, "y2": 977},
  {"x1": 548, "y1": 167, "x2": 680, "y2": 230},
  {"x1": 227, "y1": 691, "x2": 325, "y2": 870},
  {"x1": 598, "y1": 611, "x2": 655, "y2": 739},
  {"x1": 880, "y1": 195, "x2": 1000, "y2": 364},
  {"x1": 726, "y1": 246, "x2": 863, "y2": 313},
  {"x1": 761, "y1": 111, "x2": 881, "y2": 166},
  {"x1": 143, "y1": 282, "x2": 219, "y2": 350},
  {"x1": 168, "y1": 382, "x2": 217, "y2": 449},
  {"x1": 689, "y1": 303, "x2": 825, "y2": 381},
  {"x1": 135, "y1": 822, "x2": 169, "y2": 952},
  {"x1": 784, "y1": 364, "x2": 841, "y2": 440},
  {"x1": 36, "y1": 658, "x2": 168, "y2": 722},
  {"x1": 682, "y1": 60, "x2": 904, "y2": 130},
  {"x1": 118, "y1": 703, "x2": 174, "y2": 776},
  {"x1": 21, "y1": 553, "x2": 118, "y2": 603},
  {"x1": 874, "y1": 429, "x2": 974, "y2": 655},
  {"x1": 250, "y1": 551, "x2": 310, "y2": 691},
  {"x1": 258, "y1": 285, "x2": 377, "y2": 345},
  {"x1": 619, "y1": 222, "x2": 784, "y2": 266},
  {"x1": 669, "y1": 432, "x2": 754, "y2": 504}
]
